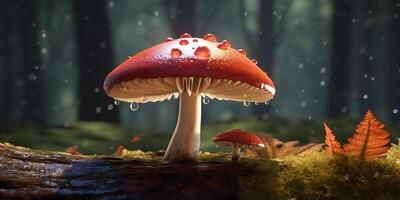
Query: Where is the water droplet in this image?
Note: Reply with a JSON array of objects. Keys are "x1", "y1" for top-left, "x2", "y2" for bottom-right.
[
  {"x1": 251, "y1": 59, "x2": 258, "y2": 64},
  {"x1": 202, "y1": 96, "x2": 210, "y2": 104},
  {"x1": 217, "y1": 40, "x2": 231, "y2": 50},
  {"x1": 171, "y1": 48, "x2": 182, "y2": 58},
  {"x1": 243, "y1": 101, "x2": 250, "y2": 107},
  {"x1": 237, "y1": 49, "x2": 247, "y2": 56},
  {"x1": 203, "y1": 34, "x2": 217, "y2": 42},
  {"x1": 393, "y1": 109, "x2": 398, "y2": 114},
  {"x1": 114, "y1": 100, "x2": 120, "y2": 105},
  {"x1": 130, "y1": 102, "x2": 139, "y2": 111},
  {"x1": 179, "y1": 39, "x2": 189, "y2": 45},
  {"x1": 193, "y1": 39, "x2": 198, "y2": 42},
  {"x1": 194, "y1": 46, "x2": 210, "y2": 59},
  {"x1": 164, "y1": 37, "x2": 174, "y2": 42},
  {"x1": 126, "y1": 56, "x2": 132, "y2": 60},
  {"x1": 180, "y1": 33, "x2": 192, "y2": 38}
]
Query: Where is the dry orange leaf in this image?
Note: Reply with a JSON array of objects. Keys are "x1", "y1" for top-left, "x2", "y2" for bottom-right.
[
  {"x1": 343, "y1": 110, "x2": 390, "y2": 159},
  {"x1": 115, "y1": 145, "x2": 125, "y2": 156},
  {"x1": 245, "y1": 133, "x2": 323, "y2": 159},
  {"x1": 323, "y1": 122, "x2": 344, "y2": 156},
  {"x1": 132, "y1": 133, "x2": 144, "y2": 143},
  {"x1": 66, "y1": 145, "x2": 82, "y2": 155}
]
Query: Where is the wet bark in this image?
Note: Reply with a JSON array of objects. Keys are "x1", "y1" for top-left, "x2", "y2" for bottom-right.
[{"x1": 0, "y1": 144, "x2": 248, "y2": 200}]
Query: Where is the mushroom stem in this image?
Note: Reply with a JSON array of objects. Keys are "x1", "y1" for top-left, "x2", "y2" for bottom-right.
[
  {"x1": 164, "y1": 93, "x2": 201, "y2": 161},
  {"x1": 232, "y1": 143, "x2": 241, "y2": 161}
]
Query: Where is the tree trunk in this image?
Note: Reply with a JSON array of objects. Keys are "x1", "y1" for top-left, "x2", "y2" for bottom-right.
[
  {"x1": 354, "y1": 0, "x2": 377, "y2": 115},
  {"x1": 73, "y1": 0, "x2": 118, "y2": 122},
  {"x1": 254, "y1": 0, "x2": 274, "y2": 119},
  {"x1": 0, "y1": 143, "x2": 248, "y2": 199},
  {"x1": 391, "y1": 0, "x2": 400, "y2": 125},
  {"x1": 163, "y1": 0, "x2": 196, "y2": 36},
  {"x1": 0, "y1": 0, "x2": 45, "y2": 124},
  {"x1": 327, "y1": 0, "x2": 352, "y2": 117},
  {"x1": 19, "y1": 0, "x2": 46, "y2": 124}
]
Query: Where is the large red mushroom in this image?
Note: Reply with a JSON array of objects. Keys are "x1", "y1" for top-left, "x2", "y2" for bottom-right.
[{"x1": 104, "y1": 33, "x2": 275, "y2": 162}]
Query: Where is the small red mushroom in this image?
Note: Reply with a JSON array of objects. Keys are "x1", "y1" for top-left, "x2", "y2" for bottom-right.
[
  {"x1": 213, "y1": 129, "x2": 265, "y2": 161},
  {"x1": 104, "y1": 33, "x2": 275, "y2": 162}
]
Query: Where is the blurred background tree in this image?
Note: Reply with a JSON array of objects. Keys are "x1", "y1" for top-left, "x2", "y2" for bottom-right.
[{"x1": 0, "y1": 0, "x2": 399, "y2": 153}]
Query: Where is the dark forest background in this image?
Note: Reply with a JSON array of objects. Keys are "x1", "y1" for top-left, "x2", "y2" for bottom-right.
[{"x1": 0, "y1": 0, "x2": 399, "y2": 153}]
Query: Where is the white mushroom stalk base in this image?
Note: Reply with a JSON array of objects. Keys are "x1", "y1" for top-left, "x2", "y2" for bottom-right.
[
  {"x1": 232, "y1": 143, "x2": 241, "y2": 161},
  {"x1": 164, "y1": 93, "x2": 201, "y2": 161}
]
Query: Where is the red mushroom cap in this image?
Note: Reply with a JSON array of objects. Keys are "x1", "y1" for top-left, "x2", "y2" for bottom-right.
[
  {"x1": 104, "y1": 33, "x2": 275, "y2": 103},
  {"x1": 213, "y1": 129, "x2": 265, "y2": 148}
]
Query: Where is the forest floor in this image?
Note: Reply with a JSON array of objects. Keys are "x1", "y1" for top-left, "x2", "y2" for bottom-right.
[
  {"x1": 0, "y1": 118, "x2": 400, "y2": 199},
  {"x1": 1, "y1": 142, "x2": 400, "y2": 199},
  {"x1": 0, "y1": 118, "x2": 399, "y2": 154}
]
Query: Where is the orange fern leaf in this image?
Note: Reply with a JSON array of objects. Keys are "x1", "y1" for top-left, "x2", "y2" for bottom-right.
[
  {"x1": 323, "y1": 122, "x2": 344, "y2": 156},
  {"x1": 343, "y1": 110, "x2": 390, "y2": 160}
]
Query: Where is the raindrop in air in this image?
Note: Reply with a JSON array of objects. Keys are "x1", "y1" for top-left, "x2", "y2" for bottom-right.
[
  {"x1": 179, "y1": 39, "x2": 189, "y2": 45},
  {"x1": 243, "y1": 101, "x2": 250, "y2": 107},
  {"x1": 202, "y1": 33, "x2": 217, "y2": 42},
  {"x1": 217, "y1": 40, "x2": 231, "y2": 50},
  {"x1": 114, "y1": 100, "x2": 120, "y2": 105},
  {"x1": 194, "y1": 46, "x2": 210, "y2": 59},
  {"x1": 130, "y1": 102, "x2": 139, "y2": 111},
  {"x1": 202, "y1": 96, "x2": 210, "y2": 104},
  {"x1": 171, "y1": 48, "x2": 182, "y2": 58}
]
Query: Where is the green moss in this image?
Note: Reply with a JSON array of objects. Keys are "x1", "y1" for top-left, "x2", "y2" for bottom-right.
[
  {"x1": 238, "y1": 158, "x2": 285, "y2": 200},
  {"x1": 238, "y1": 149, "x2": 400, "y2": 200}
]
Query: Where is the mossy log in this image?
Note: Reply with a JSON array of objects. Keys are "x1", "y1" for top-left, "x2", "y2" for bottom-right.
[{"x1": 0, "y1": 144, "x2": 250, "y2": 200}]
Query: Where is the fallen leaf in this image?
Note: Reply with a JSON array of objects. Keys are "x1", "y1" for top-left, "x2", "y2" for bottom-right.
[
  {"x1": 343, "y1": 110, "x2": 390, "y2": 160},
  {"x1": 66, "y1": 145, "x2": 82, "y2": 155},
  {"x1": 115, "y1": 145, "x2": 125, "y2": 156},
  {"x1": 245, "y1": 133, "x2": 323, "y2": 159},
  {"x1": 132, "y1": 133, "x2": 144, "y2": 143},
  {"x1": 323, "y1": 122, "x2": 344, "y2": 156}
]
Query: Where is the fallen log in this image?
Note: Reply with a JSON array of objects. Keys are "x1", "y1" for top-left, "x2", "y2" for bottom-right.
[{"x1": 0, "y1": 143, "x2": 250, "y2": 200}]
